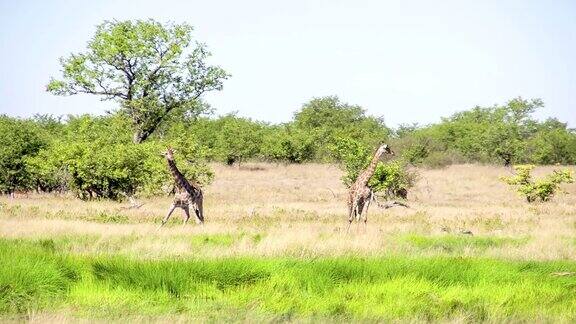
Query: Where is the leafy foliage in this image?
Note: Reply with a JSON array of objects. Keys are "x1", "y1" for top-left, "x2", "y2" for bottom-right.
[
  {"x1": 213, "y1": 115, "x2": 265, "y2": 165},
  {"x1": 0, "y1": 116, "x2": 47, "y2": 193},
  {"x1": 330, "y1": 137, "x2": 372, "y2": 187},
  {"x1": 527, "y1": 124, "x2": 576, "y2": 165},
  {"x1": 27, "y1": 115, "x2": 213, "y2": 200},
  {"x1": 369, "y1": 161, "x2": 416, "y2": 199},
  {"x1": 159, "y1": 121, "x2": 214, "y2": 187},
  {"x1": 330, "y1": 137, "x2": 415, "y2": 199},
  {"x1": 293, "y1": 96, "x2": 390, "y2": 160},
  {"x1": 261, "y1": 125, "x2": 315, "y2": 163},
  {"x1": 501, "y1": 165, "x2": 574, "y2": 202},
  {"x1": 395, "y1": 97, "x2": 576, "y2": 166},
  {"x1": 191, "y1": 115, "x2": 265, "y2": 165},
  {"x1": 3, "y1": 93, "x2": 575, "y2": 200},
  {"x1": 47, "y1": 19, "x2": 229, "y2": 143}
]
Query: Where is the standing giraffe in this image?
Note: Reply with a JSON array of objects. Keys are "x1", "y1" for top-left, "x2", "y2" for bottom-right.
[
  {"x1": 347, "y1": 143, "x2": 394, "y2": 233},
  {"x1": 159, "y1": 147, "x2": 204, "y2": 227}
]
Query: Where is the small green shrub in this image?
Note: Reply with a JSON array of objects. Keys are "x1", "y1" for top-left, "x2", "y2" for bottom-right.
[
  {"x1": 501, "y1": 165, "x2": 574, "y2": 202},
  {"x1": 369, "y1": 161, "x2": 416, "y2": 199},
  {"x1": 329, "y1": 137, "x2": 371, "y2": 187},
  {"x1": 193, "y1": 114, "x2": 264, "y2": 166}
]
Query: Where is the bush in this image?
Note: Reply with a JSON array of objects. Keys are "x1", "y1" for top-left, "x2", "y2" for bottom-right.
[
  {"x1": 0, "y1": 116, "x2": 46, "y2": 193},
  {"x1": 501, "y1": 165, "x2": 574, "y2": 202},
  {"x1": 159, "y1": 122, "x2": 215, "y2": 188},
  {"x1": 293, "y1": 96, "x2": 390, "y2": 161},
  {"x1": 369, "y1": 161, "x2": 416, "y2": 199},
  {"x1": 26, "y1": 152, "x2": 69, "y2": 193},
  {"x1": 41, "y1": 141, "x2": 159, "y2": 200},
  {"x1": 30, "y1": 115, "x2": 213, "y2": 200},
  {"x1": 261, "y1": 126, "x2": 315, "y2": 163},
  {"x1": 329, "y1": 137, "x2": 372, "y2": 187},
  {"x1": 192, "y1": 115, "x2": 264, "y2": 165},
  {"x1": 330, "y1": 137, "x2": 415, "y2": 198},
  {"x1": 395, "y1": 98, "x2": 576, "y2": 166},
  {"x1": 527, "y1": 128, "x2": 576, "y2": 165}
]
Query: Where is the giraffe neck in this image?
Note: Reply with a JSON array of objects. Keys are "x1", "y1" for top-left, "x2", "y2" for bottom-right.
[
  {"x1": 166, "y1": 158, "x2": 196, "y2": 194},
  {"x1": 356, "y1": 149, "x2": 384, "y2": 188}
]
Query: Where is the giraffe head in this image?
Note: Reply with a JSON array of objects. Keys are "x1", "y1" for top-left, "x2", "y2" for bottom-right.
[
  {"x1": 162, "y1": 147, "x2": 176, "y2": 161},
  {"x1": 377, "y1": 143, "x2": 394, "y2": 158}
]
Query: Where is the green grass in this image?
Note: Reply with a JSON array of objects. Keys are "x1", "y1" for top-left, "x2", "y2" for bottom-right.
[
  {"x1": 87, "y1": 211, "x2": 130, "y2": 224},
  {"x1": 1, "y1": 238, "x2": 575, "y2": 322},
  {"x1": 401, "y1": 234, "x2": 530, "y2": 253},
  {"x1": 189, "y1": 233, "x2": 239, "y2": 247}
]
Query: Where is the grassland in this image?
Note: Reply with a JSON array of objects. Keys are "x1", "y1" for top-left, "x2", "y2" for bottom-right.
[{"x1": 1, "y1": 164, "x2": 575, "y2": 322}]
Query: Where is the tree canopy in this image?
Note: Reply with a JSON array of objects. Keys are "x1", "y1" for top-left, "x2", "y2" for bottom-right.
[
  {"x1": 47, "y1": 19, "x2": 229, "y2": 143},
  {"x1": 293, "y1": 96, "x2": 390, "y2": 159},
  {"x1": 393, "y1": 97, "x2": 576, "y2": 166},
  {"x1": 2, "y1": 95, "x2": 575, "y2": 199}
]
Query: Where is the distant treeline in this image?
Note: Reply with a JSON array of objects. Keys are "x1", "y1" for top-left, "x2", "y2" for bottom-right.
[{"x1": 1, "y1": 96, "x2": 575, "y2": 198}]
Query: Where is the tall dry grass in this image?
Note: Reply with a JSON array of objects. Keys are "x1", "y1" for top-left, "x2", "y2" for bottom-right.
[{"x1": 1, "y1": 163, "x2": 575, "y2": 260}]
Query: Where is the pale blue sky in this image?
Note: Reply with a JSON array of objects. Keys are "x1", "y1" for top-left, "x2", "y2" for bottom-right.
[{"x1": 0, "y1": 0, "x2": 574, "y2": 127}]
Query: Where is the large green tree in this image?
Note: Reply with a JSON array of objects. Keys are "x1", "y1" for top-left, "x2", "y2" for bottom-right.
[
  {"x1": 293, "y1": 96, "x2": 390, "y2": 160},
  {"x1": 47, "y1": 19, "x2": 229, "y2": 143}
]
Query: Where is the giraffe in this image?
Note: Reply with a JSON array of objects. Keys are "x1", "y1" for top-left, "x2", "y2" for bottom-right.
[
  {"x1": 159, "y1": 147, "x2": 204, "y2": 227},
  {"x1": 346, "y1": 143, "x2": 394, "y2": 233}
]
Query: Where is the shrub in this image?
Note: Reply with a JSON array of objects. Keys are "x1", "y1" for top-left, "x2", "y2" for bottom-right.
[
  {"x1": 293, "y1": 96, "x2": 390, "y2": 161},
  {"x1": 527, "y1": 128, "x2": 576, "y2": 165},
  {"x1": 30, "y1": 115, "x2": 213, "y2": 200},
  {"x1": 159, "y1": 121, "x2": 214, "y2": 182},
  {"x1": 192, "y1": 115, "x2": 264, "y2": 165},
  {"x1": 26, "y1": 153, "x2": 69, "y2": 193},
  {"x1": 0, "y1": 116, "x2": 46, "y2": 193},
  {"x1": 501, "y1": 165, "x2": 574, "y2": 202},
  {"x1": 395, "y1": 98, "x2": 576, "y2": 166},
  {"x1": 330, "y1": 137, "x2": 415, "y2": 198},
  {"x1": 329, "y1": 137, "x2": 371, "y2": 187},
  {"x1": 32, "y1": 140, "x2": 160, "y2": 200},
  {"x1": 261, "y1": 126, "x2": 315, "y2": 163},
  {"x1": 369, "y1": 161, "x2": 416, "y2": 199}
]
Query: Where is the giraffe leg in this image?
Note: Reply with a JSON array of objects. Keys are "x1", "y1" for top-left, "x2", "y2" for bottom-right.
[
  {"x1": 346, "y1": 200, "x2": 354, "y2": 234},
  {"x1": 362, "y1": 197, "x2": 372, "y2": 234},
  {"x1": 355, "y1": 199, "x2": 365, "y2": 234},
  {"x1": 182, "y1": 205, "x2": 191, "y2": 226},
  {"x1": 194, "y1": 197, "x2": 204, "y2": 224},
  {"x1": 159, "y1": 204, "x2": 177, "y2": 228},
  {"x1": 349, "y1": 202, "x2": 359, "y2": 234}
]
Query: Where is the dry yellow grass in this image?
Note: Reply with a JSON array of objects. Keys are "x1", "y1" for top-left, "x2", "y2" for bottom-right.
[{"x1": 1, "y1": 163, "x2": 575, "y2": 260}]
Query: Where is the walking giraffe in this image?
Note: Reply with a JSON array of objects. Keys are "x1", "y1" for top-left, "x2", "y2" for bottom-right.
[
  {"x1": 347, "y1": 143, "x2": 394, "y2": 233},
  {"x1": 159, "y1": 147, "x2": 204, "y2": 227}
]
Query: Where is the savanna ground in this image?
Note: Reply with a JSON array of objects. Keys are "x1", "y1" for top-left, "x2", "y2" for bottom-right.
[{"x1": 1, "y1": 164, "x2": 576, "y2": 322}]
